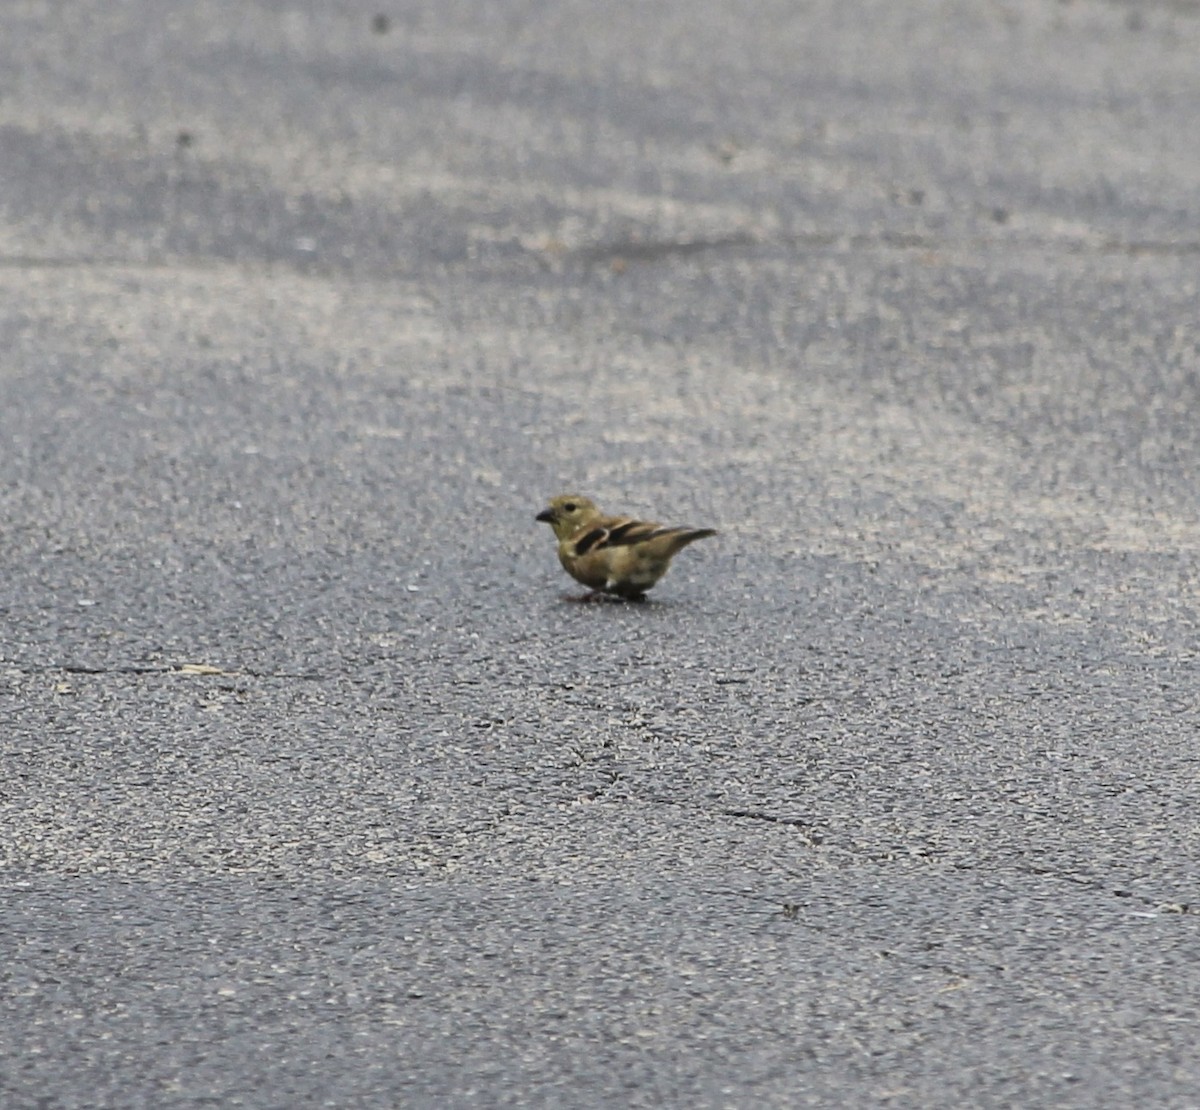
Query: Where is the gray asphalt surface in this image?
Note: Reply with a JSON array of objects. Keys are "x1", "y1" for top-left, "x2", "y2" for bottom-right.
[{"x1": 3, "y1": 1, "x2": 1200, "y2": 1106}]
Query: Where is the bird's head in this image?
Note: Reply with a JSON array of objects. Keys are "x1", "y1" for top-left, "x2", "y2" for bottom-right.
[{"x1": 536, "y1": 494, "x2": 599, "y2": 540}]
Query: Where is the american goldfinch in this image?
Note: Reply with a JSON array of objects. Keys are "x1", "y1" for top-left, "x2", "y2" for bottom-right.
[{"x1": 536, "y1": 493, "x2": 716, "y2": 600}]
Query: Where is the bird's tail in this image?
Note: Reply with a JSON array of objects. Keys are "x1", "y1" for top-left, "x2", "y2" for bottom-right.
[{"x1": 662, "y1": 527, "x2": 717, "y2": 554}]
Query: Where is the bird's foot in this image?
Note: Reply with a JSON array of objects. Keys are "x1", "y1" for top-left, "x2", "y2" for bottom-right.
[{"x1": 563, "y1": 590, "x2": 640, "y2": 604}]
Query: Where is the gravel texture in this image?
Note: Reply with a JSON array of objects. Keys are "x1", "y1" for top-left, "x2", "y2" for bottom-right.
[{"x1": 2, "y1": 1, "x2": 1199, "y2": 1106}]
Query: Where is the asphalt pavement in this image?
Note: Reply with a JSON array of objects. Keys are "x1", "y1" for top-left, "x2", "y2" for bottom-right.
[{"x1": 3, "y1": 1, "x2": 1199, "y2": 1106}]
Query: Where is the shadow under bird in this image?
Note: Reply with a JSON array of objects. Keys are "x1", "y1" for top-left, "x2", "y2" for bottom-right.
[{"x1": 536, "y1": 494, "x2": 717, "y2": 601}]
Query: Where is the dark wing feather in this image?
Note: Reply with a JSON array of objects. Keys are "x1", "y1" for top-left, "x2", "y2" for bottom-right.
[
  {"x1": 570, "y1": 516, "x2": 713, "y2": 559},
  {"x1": 572, "y1": 526, "x2": 611, "y2": 555},
  {"x1": 571, "y1": 517, "x2": 664, "y2": 554},
  {"x1": 595, "y1": 519, "x2": 670, "y2": 546}
]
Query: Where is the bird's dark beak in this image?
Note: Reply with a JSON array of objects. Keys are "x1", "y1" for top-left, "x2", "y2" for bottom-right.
[{"x1": 535, "y1": 508, "x2": 556, "y2": 524}]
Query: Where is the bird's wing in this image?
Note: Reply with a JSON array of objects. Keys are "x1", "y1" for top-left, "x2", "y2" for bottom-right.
[{"x1": 570, "y1": 517, "x2": 671, "y2": 555}]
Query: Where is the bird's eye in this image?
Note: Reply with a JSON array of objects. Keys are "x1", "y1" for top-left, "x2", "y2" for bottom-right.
[{"x1": 564, "y1": 502, "x2": 577, "y2": 512}]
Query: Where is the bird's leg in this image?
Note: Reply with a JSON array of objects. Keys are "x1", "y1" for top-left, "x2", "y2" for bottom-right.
[{"x1": 562, "y1": 590, "x2": 647, "y2": 604}]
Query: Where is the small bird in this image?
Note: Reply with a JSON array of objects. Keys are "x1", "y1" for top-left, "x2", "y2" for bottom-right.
[{"x1": 535, "y1": 494, "x2": 716, "y2": 600}]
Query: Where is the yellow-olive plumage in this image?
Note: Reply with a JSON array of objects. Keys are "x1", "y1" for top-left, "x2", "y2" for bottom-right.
[{"x1": 536, "y1": 494, "x2": 716, "y2": 599}]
